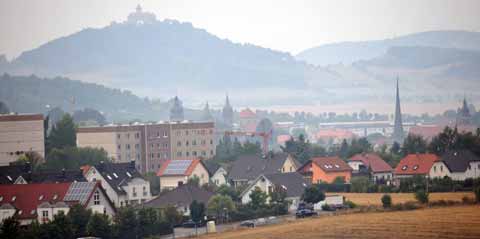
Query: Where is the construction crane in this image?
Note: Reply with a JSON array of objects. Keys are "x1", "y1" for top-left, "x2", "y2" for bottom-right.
[{"x1": 224, "y1": 129, "x2": 273, "y2": 155}]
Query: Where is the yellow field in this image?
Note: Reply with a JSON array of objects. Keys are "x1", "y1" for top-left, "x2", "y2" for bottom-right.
[
  {"x1": 201, "y1": 205, "x2": 480, "y2": 239},
  {"x1": 328, "y1": 192, "x2": 475, "y2": 206}
]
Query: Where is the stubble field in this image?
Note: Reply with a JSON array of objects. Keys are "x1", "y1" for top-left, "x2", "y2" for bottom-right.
[
  {"x1": 200, "y1": 205, "x2": 480, "y2": 239},
  {"x1": 327, "y1": 192, "x2": 475, "y2": 206}
]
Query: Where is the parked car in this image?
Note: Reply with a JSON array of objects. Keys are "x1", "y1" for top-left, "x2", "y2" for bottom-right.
[
  {"x1": 296, "y1": 209, "x2": 318, "y2": 218},
  {"x1": 240, "y1": 220, "x2": 255, "y2": 228},
  {"x1": 182, "y1": 220, "x2": 203, "y2": 228}
]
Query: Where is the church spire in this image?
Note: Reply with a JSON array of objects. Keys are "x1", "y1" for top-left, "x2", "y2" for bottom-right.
[
  {"x1": 201, "y1": 101, "x2": 213, "y2": 121},
  {"x1": 456, "y1": 96, "x2": 472, "y2": 125},
  {"x1": 169, "y1": 96, "x2": 184, "y2": 121},
  {"x1": 222, "y1": 94, "x2": 234, "y2": 129},
  {"x1": 392, "y1": 77, "x2": 404, "y2": 143}
]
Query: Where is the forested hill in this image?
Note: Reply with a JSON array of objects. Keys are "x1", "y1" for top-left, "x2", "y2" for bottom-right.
[{"x1": 0, "y1": 74, "x2": 169, "y2": 122}]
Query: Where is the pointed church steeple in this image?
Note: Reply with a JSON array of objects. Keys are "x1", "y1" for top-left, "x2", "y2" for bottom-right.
[
  {"x1": 456, "y1": 96, "x2": 472, "y2": 125},
  {"x1": 392, "y1": 77, "x2": 404, "y2": 143},
  {"x1": 169, "y1": 96, "x2": 184, "y2": 121},
  {"x1": 201, "y1": 101, "x2": 213, "y2": 121},
  {"x1": 222, "y1": 94, "x2": 234, "y2": 129}
]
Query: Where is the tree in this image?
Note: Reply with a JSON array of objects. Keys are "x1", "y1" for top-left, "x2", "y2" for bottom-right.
[
  {"x1": 143, "y1": 172, "x2": 160, "y2": 196},
  {"x1": 350, "y1": 176, "x2": 370, "y2": 193},
  {"x1": 0, "y1": 101, "x2": 10, "y2": 114},
  {"x1": 301, "y1": 185, "x2": 325, "y2": 204},
  {"x1": 338, "y1": 139, "x2": 349, "y2": 159},
  {"x1": 415, "y1": 189, "x2": 429, "y2": 204},
  {"x1": 47, "y1": 114, "x2": 76, "y2": 152},
  {"x1": 281, "y1": 134, "x2": 312, "y2": 164},
  {"x1": 248, "y1": 187, "x2": 268, "y2": 210},
  {"x1": 44, "y1": 147, "x2": 109, "y2": 171},
  {"x1": 114, "y1": 207, "x2": 138, "y2": 239},
  {"x1": 0, "y1": 217, "x2": 20, "y2": 239},
  {"x1": 216, "y1": 184, "x2": 241, "y2": 202},
  {"x1": 164, "y1": 205, "x2": 183, "y2": 226},
  {"x1": 270, "y1": 186, "x2": 287, "y2": 203},
  {"x1": 49, "y1": 211, "x2": 75, "y2": 239},
  {"x1": 67, "y1": 204, "x2": 92, "y2": 238},
  {"x1": 189, "y1": 200, "x2": 206, "y2": 222},
  {"x1": 87, "y1": 213, "x2": 112, "y2": 239},
  {"x1": 72, "y1": 108, "x2": 107, "y2": 126},
  {"x1": 381, "y1": 194, "x2": 392, "y2": 208},
  {"x1": 187, "y1": 175, "x2": 200, "y2": 187},
  {"x1": 390, "y1": 142, "x2": 401, "y2": 155},
  {"x1": 15, "y1": 151, "x2": 44, "y2": 172},
  {"x1": 347, "y1": 138, "x2": 372, "y2": 158},
  {"x1": 332, "y1": 176, "x2": 346, "y2": 184},
  {"x1": 137, "y1": 208, "x2": 160, "y2": 238},
  {"x1": 402, "y1": 134, "x2": 428, "y2": 155},
  {"x1": 207, "y1": 195, "x2": 235, "y2": 222}
]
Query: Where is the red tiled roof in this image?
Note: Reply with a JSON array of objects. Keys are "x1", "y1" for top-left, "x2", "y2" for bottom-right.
[
  {"x1": 394, "y1": 153, "x2": 439, "y2": 175},
  {"x1": 0, "y1": 183, "x2": 71, "y2": 219},
  {"x1": 348, "y1": 153, "x2": 392, "y2": 173},
  {"x1": 310, "y1": 157, "x2": 352, "y2": 172},
  {"x1": 315, "y1": 129, "x2": 355, "y2": 140},
  {"x1": 239, "y1": 108, "x2": 256, "y2": 118}
]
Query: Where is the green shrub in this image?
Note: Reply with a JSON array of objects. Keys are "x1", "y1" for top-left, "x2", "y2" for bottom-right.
[
  {"x1": 474, "y1": 186, "x2": 480, "y2": 203},
  {"x1": 392, "y1": 203, "x2": 404, "y2": 211},
  {"x1": 403, "y1": 202, "x2": 419, "y2": 210},
  {"x1": 321, "y1": 204, "x2": 332, "y2": 211},
  {"x1": 415, "y1": 189, "x2": 429, "y2": 204},
  {"x1": 344, "y1": 200, "x2": 356, "y2": 209},
  {"x1": 381, "y1": 194, "x2": 392, "y2": 208}
]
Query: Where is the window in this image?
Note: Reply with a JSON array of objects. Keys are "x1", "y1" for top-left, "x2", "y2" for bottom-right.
[
  {"x1": 157, "y1": 143, "x2": 160, "y2": 149},
  {"x1": 135, "y1": 133, "x2": 140, "y2": 139},
  {"x1": 177, "y1": 151, "x2": 182, "y2": 157},
  {"x1": 186, "y1": 151, "x2": 190, "y2": 156},
  {"x1": 192, "y1": 140, "x2": 197, "y2": 145},
  {"x1": 186, "y1": 141, "x2": 189, "y2": 146},
  {"x1": 157, "y1": 153, "x2": 161, "y2": 158},
  {"x1": 440, "y1": 165, "x2": 443, "y2": 172},
  {"x1": 133, "y1": 187, "x2": 137, "y2": 197},
  {"x1": 210, "y1": 139, "x2": 213, "y2": 145},
  {"x1": 290, "y1": 166, "x2": 293, "y2": 172},
  {"x1": 193, "y1": 151, "x2": 197, "y2": 156},
  {"x1": 177, "y1": 141, "x2": 182, "y2": 147},
  {"x1": 143, "y1": 186, "x2": 147, "y2": 196},
  {"x1": 412, "y1": 165, "x2": 419, "y2": 171},
  {"x1": 164, "y1": 143, "x2": 168, "y2": 148},
  {"x1": 38, "y1": 195, "x2": 44, "y2": 201},
  {"x1": 163, "y1": 131, "x2": 168, "y2": 137},
  {"x1": 42, "y1": 210, "x2": 49, "y2": 221},
  {"x1": 93, "y1": 191, "x2": 100, "y2": 205},
  {"x1": 210, "y1": 150, "x2": 214, "y2": 155},
  {"x1": 202, "y1": 151, "x2": 206, "y2": 156},
  {"x1": 135, "y1": 144, "x2": 139, "y2": 149},
  {"x1": 401, "y1": 165, "x2": 408, "y2": 171},
  {"x1": 117, "y1": 144, "x2": 121, "y2": 150},
  {"x1": 468, "y1": 165, "x2": 472, "y2": 170},
  {"x1": 127, "y1": 133, "x2": 130, "y2": 139},
  {"x1": 433, "y1": 166, "x2": 436, "y2": 172},
  {"x1": 117, "y1": 134, "x2": 121, "y2": 139},
  {"x1": 164, "y1": 153, "x2": 168, "y2": 159},
  {"x1": 185, "y1": 130, "x2": 189, "y2": 135},
  {"x1": 126, "y1": 144, "x2": 131, "y2": 150}
]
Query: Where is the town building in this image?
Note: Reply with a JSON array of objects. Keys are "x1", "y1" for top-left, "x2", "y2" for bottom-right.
[
  {"x1": 228, "y1": 153, "x2": 300, "y2": 188},
  {"x1": 222, "y1": 95, "x2": 234, "y2": 130},
  {"x1": 429, "y1": 150, "x2": 480, "y2": 180},
  {"x1": 298, "y1": 157, "x2": 352, "y2": 184},
  {"x1": 156, "y1": 159, "x2": 209, "y2": 191},
  {"x1": 77, "y1": 121, "x2": 216, "y2": 173},
  {"x1": 239, "y1": 172, "x2": 309, "y2": 211},
  {"x1": 0, "y1": 181, "x2": 115, "y2": 225},
  {"x1": 205, "y1": 164, "x2": 228, "y2": 186},
  {"x1": 0, "y1": 114, "x2": 45, "y2": 166},
  {"x1": 238, "y1": 108, "x2": 257, "y2": 132},
  {"x1": 394, "y1": 153, "x2": 439, "y2": 182},
  {"x1": 83, "y1": 161, "x2": 152, "y2": 207},
  {"x1": 348, "y1": 153, "x2": 393, "y2": 184},
  {"x1": 141, "y1": 184, "x2": 214, "y2": 216}
]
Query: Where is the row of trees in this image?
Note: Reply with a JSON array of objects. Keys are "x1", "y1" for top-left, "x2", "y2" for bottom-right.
[
  {"x1": 0, "y1": 205, "x2": 179, "y2": 239},
  {"x1": 214, "y1": 136, "x2": 262, "y2": 162}
]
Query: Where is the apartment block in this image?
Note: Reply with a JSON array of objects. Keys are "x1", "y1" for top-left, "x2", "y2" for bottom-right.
[
  {"x1": 0, "y1": 114, "x2": 45, "y2": 166},
  {"x1": 77, "y1": 121, "x2": 215, "y2": 173}
]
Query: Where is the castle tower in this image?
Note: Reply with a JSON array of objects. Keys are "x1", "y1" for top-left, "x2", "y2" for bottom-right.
[
  {"x1": 392, "y1": 77, "x2": 404, "y2": 143},
  {"x1": 222, "y1": 94, "x2": 234, "y2": 129},
  {"x1": 169, "y1": 96, "x2": 184, "y2": 121}
]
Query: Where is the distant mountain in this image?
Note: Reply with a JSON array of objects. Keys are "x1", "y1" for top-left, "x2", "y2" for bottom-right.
[{"x1": 296, "y1": 31, "x2": 480, "y2": 66}]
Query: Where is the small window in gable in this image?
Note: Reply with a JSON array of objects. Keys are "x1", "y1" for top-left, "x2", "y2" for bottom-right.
[
  {"x1": 401, "y1": 165, "x2": 408, "y2": 171},
  {"x1": 412, "y1": 165, "x2": 419, "y2": 171}
]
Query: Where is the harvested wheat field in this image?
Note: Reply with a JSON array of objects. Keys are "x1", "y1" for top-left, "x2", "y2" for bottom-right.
[
  {"x1": 328, "y1": 192, "x2": 475, "y2": 206},
  {"x1": 201, "y1": 206, "x2": 480, "y2": 239}
]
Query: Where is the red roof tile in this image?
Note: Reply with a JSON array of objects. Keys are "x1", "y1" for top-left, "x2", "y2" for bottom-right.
[
  {"x1": 394, "y1": 153, "x2": 439, "y2": 175},
  {"x1": 310, "y1": 157, "x2": 352, "y2": 172},
  {"x1": 239, "y1": 108, "x2": 256, "y2": 118},
  {"x1": 0, "y1": 183, "x2": 71, "y2": 219},
  {"x1": 157, "y1": 159, "x2": 203, "y2": 177},
  {"x1": 349, "y1": 153, "x2": 393, "y2": 173}
]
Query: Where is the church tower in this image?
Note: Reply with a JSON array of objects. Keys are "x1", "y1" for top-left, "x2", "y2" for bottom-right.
[
  {"x1": 222, "y1": 94, "x2": 234, "y2": 129},
  {"x1": 456, "y1": 97, "x2": 472, "y2": 126},
  {"x1": 392, "y1": 77, "x2": 404, "y2": 143},
  {"x1": 169, "y1": 96, "x2": 184, "y2": 121},
  {"x1": 201, "y1": 102, "x2": 213, "y2": 121}
]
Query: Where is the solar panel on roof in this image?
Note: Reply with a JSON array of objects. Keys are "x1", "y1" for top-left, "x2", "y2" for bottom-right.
[
  {"x1": 64, "y1": 182, "x2": 96, "y2": 204},
  {"x1": 163, "y1": 160, "x2": 193, "y2": 175}
]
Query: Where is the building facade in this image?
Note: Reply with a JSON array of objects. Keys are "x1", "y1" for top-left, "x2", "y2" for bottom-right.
[
  {"x1": 0, "y1": 114, "x2": 45, "y2": 166},
  {"x1": 77, "y1": 121, "x2": 216, "y2": 173}
]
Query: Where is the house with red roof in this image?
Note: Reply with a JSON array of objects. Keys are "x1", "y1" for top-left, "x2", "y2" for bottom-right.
[
  {"x1": 0, "y1": 181, "x2": 115, "y2": 225},
  {"x1": 298, "y1": 157, "x2": 352, "y2": 184},
  {"x1": 157, "y1": 159, "x2": 209, "y2": 191},
  {"x1": 239, "y1": 108, "x2": 258, "y2": 132},
  {"x1": 429, "y1": 150, "x2": 480, "y2": 181},
  {"x1": 348, "y1": 153, "x2": 393, "y2": 184},
  {"x1": 394, "y1": 153, "x2": 439, "y2": 184}
]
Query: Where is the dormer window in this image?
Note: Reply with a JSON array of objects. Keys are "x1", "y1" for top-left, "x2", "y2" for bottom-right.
[
  {"x1": 30, "y1": 209, "x2": 35, "y2": 215},
  {"x1": 402, "y1": 165, "x2": 408, "y2": 171},
  {"x1": 107, "y1": 175, "x2": 112, "y2": 180},
  {"x1": 334, "y1": 164, "x2": 340, "y2": 168},
  {"x1": 18, "y1": 210, "x2": 23, "y2": 215},
  {"x1": 113, "y1": 173, "x2": 119, "y2": 178},
  {"x1": 38, "y1": 195, "x2": 44, "y2": 201},
  {"x1": 412, "y1": 165, "x2": 419, "y2": 171},
  {"x1": 11, "y1": 196, "x2": 16, "y2": 202},
  {"x1": 7, "y1": 176, "x2": 12, "y2": 182},
  {"x1": 53, "y1": 194, "x2": 58, "y2": 200},
  {"x1": 0, "y1": 196, "x2": 3, "y2": 202}
]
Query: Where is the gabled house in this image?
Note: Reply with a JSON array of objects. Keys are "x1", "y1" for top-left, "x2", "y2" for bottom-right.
[
  {"x1": 156, "y1": 159, "x2": 209, "y2": 191},
  {"x1": 0, "y1": 182, "x2": 115, "y2": 225},
  {"x1": 394, "y1": 153, "x2": 438, "y2": 182},
  {"x1": 205, "y1": 163, "x2": 228, "y2": 186},
  {"x1": 228, "y1": 153, "x2": 300, "y2": 188},
  {"x1": 239, "y1": 172, "x2": 309, "y2": 211},
  {"x1": 298, "y1": 157, "x2": 352, "y2": 184},
  {"x1": 141, "y1": 184, "x2": 214, "y2": 216},
  {"x1": 84, "y1": 161, "x2": 152, "y2": 207},
  {"x1": 0, "y1": 163, "x2": 86, "y2": 185},
  {"x1": 429, "y1": 150, "x2": 480, "y2": 180},
  {"x1": 348, "y1": 153, "x2": 393, "y2": 184}
]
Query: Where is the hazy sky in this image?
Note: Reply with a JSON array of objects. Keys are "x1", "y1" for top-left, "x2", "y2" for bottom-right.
[{"x1": 1, "y1": 0, "x2": 480, "y2": 59}]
